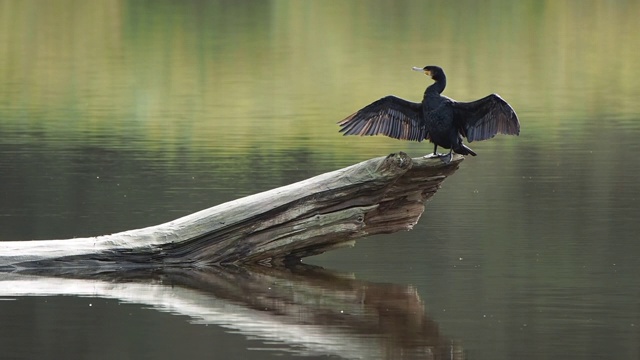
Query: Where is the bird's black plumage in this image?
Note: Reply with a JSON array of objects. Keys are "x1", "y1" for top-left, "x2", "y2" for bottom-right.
[{"x1": 338, "y1": 65, "x2": 520, "y2": 162}]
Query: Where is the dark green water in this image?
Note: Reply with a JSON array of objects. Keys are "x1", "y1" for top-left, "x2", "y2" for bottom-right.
[{"x1": 1, "y1": 1, "x2": 639, "y2": 359}]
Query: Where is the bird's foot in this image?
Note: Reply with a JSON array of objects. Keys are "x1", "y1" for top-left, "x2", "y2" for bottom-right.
[
  {"x1": 440, "y1": 152, "x2": 453, "y2": 164},
  {"x1": 423, "y1": 152, "x2": 452, "y2": 163},
  {"x1": 429, "y1": 152, "x2": 453, "y2": 164},
  {"x1": 423, "y1": 152, "x2": 444, "y2": 159}
]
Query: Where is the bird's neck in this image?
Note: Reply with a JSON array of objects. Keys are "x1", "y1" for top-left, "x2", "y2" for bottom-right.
[{"x1": 425, "y1": 78, "x2": 446, "y2": 95}]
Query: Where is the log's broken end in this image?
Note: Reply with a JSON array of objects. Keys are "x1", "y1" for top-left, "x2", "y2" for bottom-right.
[{"x1": 236, "y1": 153, "x2": 464, "y2": 265}]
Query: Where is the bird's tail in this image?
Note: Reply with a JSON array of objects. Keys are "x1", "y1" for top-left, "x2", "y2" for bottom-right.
[{"x1": 456, "y1": 144, "x2": 477, "y2": 156}]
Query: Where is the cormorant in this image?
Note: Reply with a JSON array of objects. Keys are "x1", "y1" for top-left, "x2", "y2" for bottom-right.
[{"x1": 338, "y1": 65, "x2": 520, "y2": 162}]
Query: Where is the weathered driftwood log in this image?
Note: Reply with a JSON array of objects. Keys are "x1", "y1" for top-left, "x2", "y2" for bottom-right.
[{"x1": 0, "y1": 152, "x2": 463, "y2": 271}]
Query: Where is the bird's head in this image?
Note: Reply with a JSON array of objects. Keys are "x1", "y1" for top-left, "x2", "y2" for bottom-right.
[{"x1": 412, "y1": 65, "x2": 445, "y2": 81}]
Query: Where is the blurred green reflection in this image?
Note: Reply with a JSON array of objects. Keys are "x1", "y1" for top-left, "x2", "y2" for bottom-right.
[{"x1": 1, "y1": 0, "x2": 639, "y2": 157}]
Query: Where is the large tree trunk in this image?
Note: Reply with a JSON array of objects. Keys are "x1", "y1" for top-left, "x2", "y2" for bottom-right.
[{"x1": 0, "y1": 152, "x2": 463, "y2": 271}]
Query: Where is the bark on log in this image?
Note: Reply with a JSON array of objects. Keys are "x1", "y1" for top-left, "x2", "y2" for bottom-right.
[{"x1": 0, "y1": 152, "x2": 463, "y2": 271}]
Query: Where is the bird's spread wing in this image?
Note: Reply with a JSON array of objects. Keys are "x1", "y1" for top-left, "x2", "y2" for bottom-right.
[
  {"x1": 338, "y1": 96, "x2": 427, "y2": 141},
  {"x1": 451, "y1": 94, "x2": 520, "y2": 142}
]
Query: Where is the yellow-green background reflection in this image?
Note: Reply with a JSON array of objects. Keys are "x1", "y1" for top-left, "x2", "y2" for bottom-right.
[{"x1": 2, "y1": 0, "x2": 639, "y2": 153}]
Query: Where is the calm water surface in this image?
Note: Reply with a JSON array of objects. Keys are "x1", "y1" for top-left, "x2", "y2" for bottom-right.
[{"x1": 1, "y1": 1, "x2": 639, "y2": 359}]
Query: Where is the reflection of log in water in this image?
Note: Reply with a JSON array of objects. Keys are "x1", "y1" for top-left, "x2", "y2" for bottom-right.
[
  {"x1": 178, "y1": 265, "x2": 466, "y2": 359},
  {"x1": 0, "y1": 265, "x2": 465, "y2": 359},
  {"x1": 0, "y1": 153, "x2": 462, "y2": 269}
]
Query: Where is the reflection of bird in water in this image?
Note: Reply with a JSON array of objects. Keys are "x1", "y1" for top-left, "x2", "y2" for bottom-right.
[{"x1": 338, "y1": 65, "x2": 520, "y2": 162}]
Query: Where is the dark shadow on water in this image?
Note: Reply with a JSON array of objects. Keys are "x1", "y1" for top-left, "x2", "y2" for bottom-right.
[{"x1": 0, "y1": 264, "x2": 465, "y2": 360}]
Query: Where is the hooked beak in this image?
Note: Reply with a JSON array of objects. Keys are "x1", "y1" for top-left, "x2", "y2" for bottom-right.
[{"x1": 412, "y1": 66, "x2": 430, "y2": 76}]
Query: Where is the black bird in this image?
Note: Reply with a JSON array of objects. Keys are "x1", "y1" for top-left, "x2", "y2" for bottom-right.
[{"x1": 338, "y1": 65, "x2": 520, "y2": 162}]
